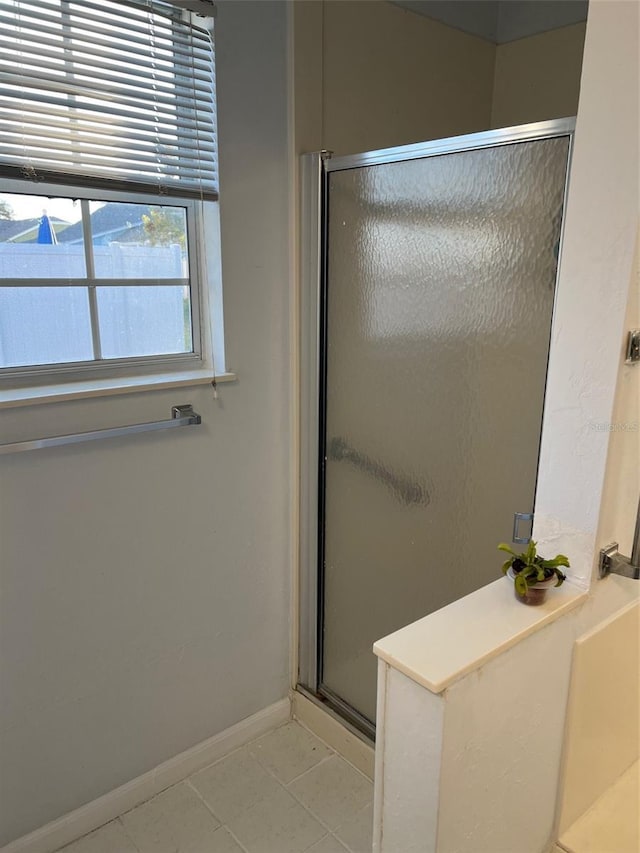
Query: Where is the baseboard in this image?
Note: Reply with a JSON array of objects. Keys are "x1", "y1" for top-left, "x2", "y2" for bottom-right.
[
  {"x1": 1, "y1": 698, "x2": 291, "y2": 853},
  {"x1": 292, "y1": 690, "x2": 375, "y2": 780}
]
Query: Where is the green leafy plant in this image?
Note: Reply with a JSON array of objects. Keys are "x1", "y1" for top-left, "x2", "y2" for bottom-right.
[
  {"x1": 498, "y1": 540, "x2": 569, "y2": 598},
  {"x1": 142, "y1": 207, "x2": 186, "y2": 248}
]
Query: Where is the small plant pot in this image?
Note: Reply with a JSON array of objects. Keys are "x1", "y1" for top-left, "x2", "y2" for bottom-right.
[{"x1": 507, "y1": 566, "x2": 557, "y2": 606}]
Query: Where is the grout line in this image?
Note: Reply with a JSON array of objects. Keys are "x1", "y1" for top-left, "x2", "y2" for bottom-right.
[
  {"x1": 332, "y1": 835, "x2": 354, "y2": 853},
  {"x1": 220, "y1": 825, "x2": 251, "y2": 853},
  {"x1": 242, "y1": 720, "x2": 339, "y2": 788},
  {"x1": 183, "y1": 777, "x2": 225, "y2": 827},
  {"x1": 114, "y1": 817, "x2": 142, "y2": 853},
  {"x1": 61, "y1": 721, "x2": 370, "y2": 853},
  {"x1": 243, "y1": 723, "x2": 374, "y2": 841},
  {"x1": 299, "y1": 835, "x2": 329, "y2": 853},
  {"x1": 286, "y1": 731, "x2": 374, "y2": 788},
  {"x1": 182, "y1": 780, "x2": 251, "y2": 853},
  {"x1": 299, "y1": 833, "x2": 348, "y2": 853},
  {"x1": 245, "y1": 718, "x2": 291, "y2": 747},
  {"x1": 332, "y1": 800, "x2": 375, "y2": 851},
  {"x1": 336, "y1": 798, "x2": 374, "y2": 824},
  {"x1": 249, "y1": 716, "x2": 372, "y2": 789},
  {"x1": 249, "y1": 757, "x2": 338, "y2": 836},
  {"x1": 294, "y1": 716, "x2": 375, "y2": 783},
  {"x1": 284, "y1": 772, "x2": 372, "y2": 842},
  {"x1": 53, "y1": 817, "x2": 143, "y2": 853},
  {"x1": 283, "y1": 753, "x2": 336, "y2": 787},
  {"x1": 184, "y1": 734, "x2": 339, "y2": 843}
]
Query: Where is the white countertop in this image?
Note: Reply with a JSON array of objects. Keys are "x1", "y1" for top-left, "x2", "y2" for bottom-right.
[{"x1": 373, "y1": 576, "x2": 587, "y2": 693}]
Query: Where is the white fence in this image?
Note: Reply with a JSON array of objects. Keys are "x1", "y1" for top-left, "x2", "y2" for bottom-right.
[{"x1": 0, "y1": 243, "x2": 190, "y2": 367}]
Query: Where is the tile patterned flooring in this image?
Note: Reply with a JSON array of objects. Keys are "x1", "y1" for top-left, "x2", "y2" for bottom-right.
[{"x1": 57, "y1": 722, "x2": 374, "y2": 853}]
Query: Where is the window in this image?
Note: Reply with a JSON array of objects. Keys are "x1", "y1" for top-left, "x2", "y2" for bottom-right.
[{"x1": 0, "y1": 0, "x2": 218, "y2": 389}]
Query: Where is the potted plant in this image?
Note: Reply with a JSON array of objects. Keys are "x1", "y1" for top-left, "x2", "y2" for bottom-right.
[{"x1": 498, "y1": 540, "x2": 569, "y2": 606}]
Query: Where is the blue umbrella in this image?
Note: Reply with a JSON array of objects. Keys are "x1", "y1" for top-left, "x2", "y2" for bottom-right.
[{"x1": 37, "y1": 210, "x2": 57, "y2": 244}]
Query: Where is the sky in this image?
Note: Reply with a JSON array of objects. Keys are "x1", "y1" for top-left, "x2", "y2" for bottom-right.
[{"x1": 1, "y1": 193, "x2": 86, "y2": 224}]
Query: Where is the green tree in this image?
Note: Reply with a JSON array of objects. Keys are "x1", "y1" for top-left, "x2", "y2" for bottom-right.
[
  {"x1": 0, "y1": 200, "x2": 14, "y2": 220},
  {"x1": 141, "y1": 207, "x2": 185, "y2": 248}
]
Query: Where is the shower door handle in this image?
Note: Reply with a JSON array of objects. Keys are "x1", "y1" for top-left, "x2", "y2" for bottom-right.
[{"x1": 513, "y1": 512, "x2": 534, "y2": 544}]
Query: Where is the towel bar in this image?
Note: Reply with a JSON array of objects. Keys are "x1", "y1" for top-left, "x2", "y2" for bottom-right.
[
  {"x1": 0, "y1": 404, "x2": 201, "y2": 455},
  {"x1": 328, "y1": 435, "x2": 430, "y2": 506}
]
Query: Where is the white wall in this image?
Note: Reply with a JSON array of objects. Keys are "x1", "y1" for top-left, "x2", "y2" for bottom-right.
[
  {"x1": 454, "y1": 10, "x2": 640, "y2": 824},
  {"x1": 533, "y1": 0, "x2": 639, "y2": 587},
  {"x1": 373, "y1": 4, "x2": 640, "y2": 849},
  {"x1": 374, "y1": 572, "x2": 639, "y2": 852},
  {"x1": 596, "y1": 233, "x2": 640, "y2": 561},
  {"x1": 0, "y1": 2, "x2": 292, "y2": 845},
  {"x1": 558, "y1": 599, "x2": 639, "y2": 833},
  {"x1": 435, "y1": 578, "x2": 639, "y2": 853}
]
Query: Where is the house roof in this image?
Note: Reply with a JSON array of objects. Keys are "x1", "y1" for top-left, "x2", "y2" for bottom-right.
[
  {"x1": 57, "y1": 203, "x2": 152, "y2": 243},
  {"x1": 1, "y1": 203, "x2": 159, "y2": 245},
  {"x1": 0, "y1": 217, "x2": 68, "y2": 243}
]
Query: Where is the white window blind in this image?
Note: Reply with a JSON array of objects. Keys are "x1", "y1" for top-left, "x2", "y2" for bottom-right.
[{"x1": 0, "y1": 0, "x2": 218, "y2": 199}]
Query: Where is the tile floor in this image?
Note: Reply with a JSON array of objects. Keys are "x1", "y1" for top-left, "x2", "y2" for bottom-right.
[{"x1": 57, "y1": 722, "x2": 374, "y2": 853}]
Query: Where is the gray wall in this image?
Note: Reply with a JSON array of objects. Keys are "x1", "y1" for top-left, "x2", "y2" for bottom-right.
[
  {"x1": 0, "y1": 1, "x2": 292, "y2": 844},
  {"x1": 294, "y1": 1, "x2": 584, "y2": 159},
  {"x1": 491, "y1": 22, "x2": 586, "y2": 128},
  {"x1": 294, "y1": 1, "x2": 496, "y2": 157}
]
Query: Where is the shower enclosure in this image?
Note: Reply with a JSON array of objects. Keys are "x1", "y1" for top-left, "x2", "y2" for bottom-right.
[{"x1": 299, "y1": 119, "x2": 574, "y2": 736}]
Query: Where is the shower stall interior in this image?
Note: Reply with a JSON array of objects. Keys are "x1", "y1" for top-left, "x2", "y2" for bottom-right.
[{"x1": 299, "y1": 119, "x2": 575, "y2": 736}]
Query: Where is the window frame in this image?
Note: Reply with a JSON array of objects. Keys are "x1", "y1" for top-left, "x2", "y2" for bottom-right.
[{"x1": 0, "y1": 175, "x2": 210, "y2": 389}]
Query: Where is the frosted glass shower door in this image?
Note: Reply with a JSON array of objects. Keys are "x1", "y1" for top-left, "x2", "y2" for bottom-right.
[{"x1": 319, "y1": 135, "x2": 570, "y2": 727}]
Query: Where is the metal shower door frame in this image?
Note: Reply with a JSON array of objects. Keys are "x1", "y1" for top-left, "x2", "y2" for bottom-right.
[{"x1": 297, "y1": 118, "x2": 576, "y2": 735}]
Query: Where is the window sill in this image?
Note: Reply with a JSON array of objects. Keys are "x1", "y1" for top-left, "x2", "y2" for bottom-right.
[{"x1": 0, "y1": 369, "x2": 237, "y2": 410}]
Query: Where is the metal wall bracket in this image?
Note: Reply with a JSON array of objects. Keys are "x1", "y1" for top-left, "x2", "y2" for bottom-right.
[
  {"x1": 171, "y1": 404, "x2": 201, "y2": 422},
  {"x1": 599, "y1": 542, "x2": 640, "y2": 579},
  {"x1": 513, "y1": 512, "x2": 534, "y2": 544},
  {"x1": 600, "y1": 498, "x2": 640, "y2": 579},
  {"x1": 625, "y1": 329, "x2": 640, "y2": 364}
]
